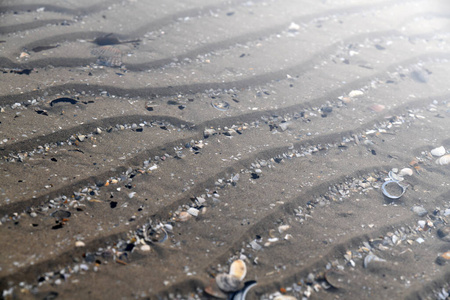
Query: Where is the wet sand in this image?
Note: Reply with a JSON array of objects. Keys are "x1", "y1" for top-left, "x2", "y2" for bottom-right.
[{"x1": 1, "y1": 0, "x2": 450, "y2": 299}]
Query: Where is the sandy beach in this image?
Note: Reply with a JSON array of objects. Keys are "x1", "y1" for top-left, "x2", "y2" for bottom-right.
[{"x1": 1, "y1": 0, "x2": 450, "y2": 299}]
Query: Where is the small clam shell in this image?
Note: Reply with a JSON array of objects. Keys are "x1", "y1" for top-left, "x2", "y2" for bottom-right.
[
  {"x1": 398, "y1": 168, "x2": 413, "y2": 177},
  {"x1": 143, "y1": 224, "x2": 167, "y2": 244},
  {"x1": 431, "y1": 146, "x2": 446, "y2": 157},
  {"x1": 324, "y1": 269, "x2": 347, "y2": 289},
  {"x1": 232, "y1": 280, "x2": 257, "y2": 300},
  {"x1": 215, "y1": 273, "x2": 242, "y2": 292},
  {"x1": 436, "y1": 154, "x2": 450, "y2": 165},
  {"x1": 363, "y1": 253, "x2": 386, "y2": 268},
  {"x1": 278, "y1": 225, "x2": 290, "y2": 233},
  {"x1": 229, "y1": 259, "x2": 246, "y2": 281},
  {"x1": 178, "y1": 211, "x2": 192, "y2": 222}
]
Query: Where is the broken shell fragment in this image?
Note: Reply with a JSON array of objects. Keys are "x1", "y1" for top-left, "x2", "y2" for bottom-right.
[
  {"x1": 211, "y1": 100, "x2": 230, "y2": 111},
  {"x1": 143, "y1": 223, "x2": 168, "y2": 244},
  {"x1": 215, "y1": 273, "x2": 242, "y2": 292},
  {"x1": 204, "y1": 278, "x2": 227, "y2": 299},
  {"x1": 178, "y1": 211, "x2": 192, "y2": 222},
  {"x1": 324, "y1": 269, "x2": 347, "y2": 289},
  {"x1": 274, "y1": 296, "x2": 297, "y2": 300},
  {"x1": 278, "y1": 225, "x2": 290, "y2": 233},
  {"x1": 187, "y1": 207, "x2": 199, "y2": 217},
  {"x1": 363, "y1": 253, "x2": 386, "y2": 268},
  {"x1": 229, "y1": 259, "x2": 247, "y2": 281},
  {"x1": 431, "y1": 146, "x2": 446, "y2": 157},
  {"x1": 232, "y1": 280, "x2": 257, "y2": 300},
  {"x1": 75, "y1": 241, "x2": 85, "y2": 247},
  {"x1": 348, "y1": 90, "x2": 364, "y2": 98},
  {"x1": 435, "y1": 154, "x2": 450, "y2": 165},
  {"x1": 398, "y1": 168, "x2": 413, "y2": 177}
]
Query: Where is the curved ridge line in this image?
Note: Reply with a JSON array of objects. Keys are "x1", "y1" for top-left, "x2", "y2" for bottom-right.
[
  {"x1": 0, "y1": 114, "x2": 197, "y2": 154},
  {"x1": 1, "y1": 50, "x2": 449, "y2": 106},
  {"x1": 0, "y1": 115, "x2": 446, "y2": 290},
  {"x1": 1, "y1": 88, "x2": 449, "y2": 216}
]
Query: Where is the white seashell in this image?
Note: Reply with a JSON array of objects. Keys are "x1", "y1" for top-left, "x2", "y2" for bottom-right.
[
  {"x1": 363, "y1": 253, "x2": 386, "y2": 268},
  {"x1": 229, "y1": 259, "x2": 247, "y2": 281},
  {"x1": 215, "y1": 273, "x2": 242, "y2": 292},
  {"x1": 178, "y1": 211, "x2": 191, "y2": 222},
  {"x1": 431, "y1": 146, "x2": 446, "y2": 157},
  {"x1": 436, "y1": 154, "x2": 450, "y2": 165},
  {"x1": 278, "y1": 225, "x2": 290, "y2": 233},
  {"x1": 348, "y1": 90, "x2": 364, "y2": 98},
  {"x1": 187, "y1": 207, "x2": 199, "y2": 217},
  {"x1": 140, "y1": 244, "x2": 151, "y2": 251},
  {"x1": 75, "y1": 241, "x2": 85, "y2": 247},
  {"x1": 274, "y1": 296, "x2": 297, "y2": 300},
  {"x1": 398, "y1": 168, "x2": 413, "y2": 177}
]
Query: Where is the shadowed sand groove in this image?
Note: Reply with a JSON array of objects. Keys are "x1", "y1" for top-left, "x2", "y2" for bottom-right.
[
  {"x1": 1, "y1": 0, "x2": 450, "y2": 299},
  {"x1": 1, "y1": 51, "x2": 449, "y2": 106},
  {"x1": 1, "y1": 88, "x2": 446, "y2": 216},
  {"x1": 0, "y1": 97, "x2": 445, "y2": 292}
]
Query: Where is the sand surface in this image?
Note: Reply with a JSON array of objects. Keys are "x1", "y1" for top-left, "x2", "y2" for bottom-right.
[{"x1": 1, "y1": 0, "x2": 450, "y2": 299}]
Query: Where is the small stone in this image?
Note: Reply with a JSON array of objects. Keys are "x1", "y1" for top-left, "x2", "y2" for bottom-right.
[
  {"x1": 437, "y1": 227, "x2": 450, "y2": 242},
  {"x1": 30, "y1": 212, "x2": 37, "y2": 218},
  {"x1": 411, "y1": 206, "x2": 427, "y2": 217},
  {"x1": 436, "y1": 252, "x2": 450, "y2": 265},
  {"x1": 75, "y1": 241, "x2": 85, "y2": 247},
  {"x1": 96, "y1": 128, "x2": 102, "y2": 134},
  {"x1": 77, "y1": 135, "x2": 86, "y2": 142}
]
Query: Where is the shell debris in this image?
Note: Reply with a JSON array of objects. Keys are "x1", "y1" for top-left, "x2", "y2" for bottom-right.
[
  {"x1": 435, "y1": 154, "x2": 450, "y2": 165},
  {"x1": 431, "y1": 146, "x2": 446, "y2": 157},
  {"x1": 229, "y1": 259, "x2": 247, "y2": 281}
]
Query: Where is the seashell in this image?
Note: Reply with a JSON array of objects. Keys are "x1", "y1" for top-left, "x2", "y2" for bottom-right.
[
  {"x1": 51, "y1": 210, "x2": 71, "y2": 220},
  {"x1": 442, "y1": 251, "x2": 450, "y2": 260},
  {"x1": 204, "y1": 278, "x2": 227, "y2": 299},
  {"x1": 398, "y1": 168, "x2": 413, "y2": 177},
  {"x1": 178, "y1": 211, "x2": 192, "y2": 222},
  {"x1": 274, "y1": 296, "x2": 297, "y2": 300},
  {"x1": 215, "y1": 273, "x2": 242, "y2": 292},
  {"x1": 381, "y1": 180, "x2": 407, "y2": 199},
  {"x1": 187, "y1": 207, "x2": 199, "y2": 217},
  {"x1": 91, "y1": 45, "x2": 123, "y2": 67},
  {"x1": 388, "y1": 171, "x2": 403, "y2": 182},
  {"x1": 75, "y1": 241, "x2": 85, "y2": 247},
  {"x1": 348, "y1": 90, "x2": 364, "y2": 98},
  {"x1": 363, "y1": 253, "x2": 386, "y2": 268},
  {"x1": 431, "y1": 146, "x2": 446, "y2": 157},
  {"x1": 278, "y1": 225, "x2": 290, "y2": 233},
  {"x1": 143, "y1": 223, "x2": 167, "y2": 244},
  {"x1": 229, "y1": 259, "x2": 246, "y2": 281},
  {"x1": 324, "y1": 269, "x2": 347, "y2": 289},
  {"x1": 231, "y1": 280, "x2": 257, "y2": 300},
  {"x1": 436, "y1": 154, "x2": 450, "y2": 165},
  {"x1": 211, "y1": 100, "x2": 230, "y2": 111},
  {"x1": 369, "y1": 104, "x2": 385, "y2": 112}
]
